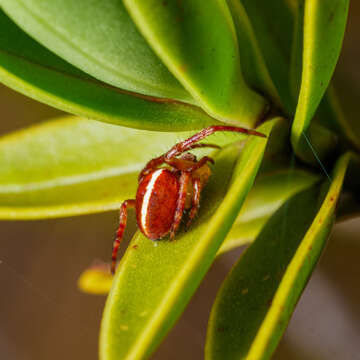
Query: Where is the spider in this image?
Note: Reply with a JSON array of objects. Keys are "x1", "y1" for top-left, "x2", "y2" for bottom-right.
[{"x1": 111, "y1": 125, "x2": 265, "y2": 273}]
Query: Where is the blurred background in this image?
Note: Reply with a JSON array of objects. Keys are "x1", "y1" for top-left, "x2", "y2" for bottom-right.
[{"x1": 0, "y1": 3, "x2": 360, "y2": 360}]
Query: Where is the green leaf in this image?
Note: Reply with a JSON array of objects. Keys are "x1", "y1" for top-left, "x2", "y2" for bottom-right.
[
  {"x1": 291, "y1": 0, "x2": 350, "y2": 153},
  {"x1": 123, "y1": 0, "x2": 267, "y2": 126},
  {"x1": 317, "y1": 85, "x2": 360, "y2": 151},
  {"x1": 0, "y1": 0, "x2": 192, "y2": 102},
  {"x1": 288, "y1": 1, "x2": 345, "y2": 165},
  {"x1": 206, "y1": 152, "x2": 351, "y2": 360},
  {"x1": 99, "y1": 118, "x2": 279, "y2": 360},
  {"x1": 0, "y1": 9, "x2": 217, "y2": 131},
  {"x1": 220, "y1": 167, "x2": 320, "y2": 254},
  {"x1": 0, "y1": 115, "x2": 245, "y2": 219},
  {"x1": 228, "y1": 0, "x2": 295, "y2": 113}
]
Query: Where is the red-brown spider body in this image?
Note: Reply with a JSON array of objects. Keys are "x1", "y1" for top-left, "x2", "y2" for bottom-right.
[
  {"x1": 135, "y1": 163, "x2": 212, "y2": 241},
  {"x1": 111, "y1": 125, "x2": 265, "y2": 274},
  {"x1": 136, "y1": 168, "x2": 179, "y2": 240}
]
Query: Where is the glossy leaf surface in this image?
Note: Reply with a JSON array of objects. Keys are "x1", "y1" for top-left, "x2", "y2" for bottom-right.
[
  {"x1": 291, "y1": 0, "x2": 349, "y2": 152},
  {"x1": 0, "y1": 116, "x2": 249, "y2": 219},
  {"x1": 99, "y1": 119, "x2": 278, "y2": 360},
  {"x1": 206, "y1": 152, "x2": 350, "y2": 360},
  {"x1": 0, "y1": 10, "x2": 215, "y2": 131},
  {"x1": 123, "y1": 0, "x2": 266, "y2": 126},
  {"x1": 0, "y1": 0, "x2": 192, "y2": 102}
]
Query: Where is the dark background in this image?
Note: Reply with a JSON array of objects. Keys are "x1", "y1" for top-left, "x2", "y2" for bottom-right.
[{"x1": 0, "y1": 3, "x2": 360, "y2": 359}]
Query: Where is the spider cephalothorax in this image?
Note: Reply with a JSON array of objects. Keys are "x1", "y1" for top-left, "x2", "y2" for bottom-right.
[{"x1": 111, "y1": 125, "x2": 265, "y2": 273}]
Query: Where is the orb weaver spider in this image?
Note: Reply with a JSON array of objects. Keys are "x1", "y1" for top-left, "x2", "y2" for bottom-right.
[{"x1": 111, "y1": 125, "x2": 265, "y2": 273}]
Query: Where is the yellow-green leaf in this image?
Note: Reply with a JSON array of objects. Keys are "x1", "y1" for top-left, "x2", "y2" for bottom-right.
[
  {"x1": 291, "y1": 0, "x2": 349, "y2": 155},
  {"x1": 0, "y1": 116, "x2": 244, "y2": 219},
  {"x1": 206, "y1": 152, "x2": 351, "y2": 360},
  {"x1": 123, "y1": 0, "x2": 267, "y2": 126},
  {"x1": 221, "y1": 168, "x2": 320, "y2": 254},
  {"x1": 99, "y1": 118, "x2": 279, "y2": 360}
]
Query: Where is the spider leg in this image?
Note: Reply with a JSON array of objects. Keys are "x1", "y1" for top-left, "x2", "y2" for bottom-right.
[
  {"x1": 186, "y1": 178, "x2": 202, "y2": 229},
  {"x1": 170, "y1": 171, "x2": 192, "y2": 240},
  {"x1": 140, "y1": 126, "x2": 265, "y2": 179},
  {"x1": 186, "y1": 156, "x2": 214, "y2": 172},
  {"x1": 165, "y1": 125, "x2": 266, "y2": 159},
  {"x1": 111, "y1": 199, "x2": 136, "y2": 274},
  {"x1": 138, "y1": 155, "x2": 165, "y2": 181},
  {"x1": 185, "y1": 143, "x2": 221, "y2": 151}
]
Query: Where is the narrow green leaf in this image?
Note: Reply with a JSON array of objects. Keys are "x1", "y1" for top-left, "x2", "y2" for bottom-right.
[
  {"x1": 228, "y1": 0, "x2": 295, "y2": 113},
  {"x1": 220, "y1": 168, "x2": 320, "y2": 254},
  {"x1": 288, "y1": 1, "x2": 343, "y2": 165},
  {"x1": 0, "y1": 0, "x2": 192, "y2": 102},
  {"x1": 206, "y1": 152, "x2": 351, "y2": 360},
  {"x1": 291, "y1": 0, "x2": 349, "y2": 152},
  {"x1": 0, "y1": 116, "x2": 243, "y2": 219},
  {"x1": 123, "y1": 0, "x2": 267, "y2": 126},
  {"x1": 0, "y1": 10, "x2": 217, "y2": 131},
  {"x1": 99, "y1": 118, "x2": 279, "y2": 360}
]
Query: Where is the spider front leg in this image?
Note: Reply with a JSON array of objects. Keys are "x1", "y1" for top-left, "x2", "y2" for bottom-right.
[
  {"x1": 111, "y1": 199, "x2": 135, "y2": 274},
  {"x1": 165, "y1": 125, "x2": 266, "y2": 159},
  {"x1": 138, "y1": 155, "x2": 165, "y2": 181},
  {"x1": 170, "y1": 171, "x2": 192, "y2": 240}
]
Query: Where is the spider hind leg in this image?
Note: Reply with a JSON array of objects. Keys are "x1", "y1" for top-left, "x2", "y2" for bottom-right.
[{"x1": 111, "y1": 199, "x2": 135, "y2": 274}]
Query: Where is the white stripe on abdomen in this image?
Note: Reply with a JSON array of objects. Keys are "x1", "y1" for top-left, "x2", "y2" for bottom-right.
[{"x1": 140, "y1": 169, "x2": 164, "y2": 234}]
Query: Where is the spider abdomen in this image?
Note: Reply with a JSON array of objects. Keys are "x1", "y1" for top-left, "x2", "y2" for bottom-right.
[{"x1": 136, "y1": 169, "x2": 179, "y2": 240}]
